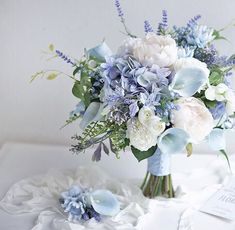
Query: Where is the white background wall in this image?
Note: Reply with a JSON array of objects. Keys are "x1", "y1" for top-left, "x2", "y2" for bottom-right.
[{"x1": 0, "y1": 0, "x2": 235, "y2": 153}]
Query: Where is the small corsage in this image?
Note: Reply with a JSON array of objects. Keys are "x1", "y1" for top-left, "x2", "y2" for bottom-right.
[{"x1": 59, "y1": 186, "x2": 120, "y2": 222}]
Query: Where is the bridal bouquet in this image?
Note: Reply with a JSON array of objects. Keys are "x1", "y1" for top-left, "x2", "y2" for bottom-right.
[{"x1": 33, "y1": 0, "x2": 235, "y2": 198}]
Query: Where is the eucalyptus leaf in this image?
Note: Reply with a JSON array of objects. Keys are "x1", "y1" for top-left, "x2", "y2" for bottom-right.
[{"x1": 72, "y1": 81, "x2": 84, "y2": 100}]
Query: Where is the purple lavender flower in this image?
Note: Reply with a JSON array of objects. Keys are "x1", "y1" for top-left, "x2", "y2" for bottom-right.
[
  {"x1": 114, "y1": 0, "x2": 124, "y2": 20},
  {"x1": 193, "y1": 45, "x2": 217, "y2": 66},
  {"x1": 56, "y1": 50, "x2": 75, "y2": 66},
  {"x1": 187, "y1": 15, "x2": 201, "y2": 28},
  {"x1": 144, "y1": 20, "x2": 154, "y2": 33},
  {"x1": 157, "y1": 10, "x2": 168, "y2": 34}
]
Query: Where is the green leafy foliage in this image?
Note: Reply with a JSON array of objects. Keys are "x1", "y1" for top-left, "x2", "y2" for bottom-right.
[
  {"x1": 61, "y1": 115, "x2": 80, "y2": 129},
  {"x1": 131, "y1": 145, "x2": 157, "y2": 162},
  {"x1": 204, "y1": 99, "x2": 217, "y2": 109},
  {"x1": 109, "y1": 124, "x2": 129, "y2": 155},
  {"x1": 209, "y1": 69, "x2": 224, "y2": 85},
  {"x1": 70, "y1": 120, "x2": 130, "y2": 161},
  {"x1": 213, "y1": 30, "x2": 227, "y2": 41},
  {"x1": 72, "y1": 71, "x2": 91, "y2": 107}
]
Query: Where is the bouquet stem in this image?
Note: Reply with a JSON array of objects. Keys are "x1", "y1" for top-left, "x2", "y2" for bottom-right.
[{"x1": 141, "y1": 172, "x2": 175, "y2": 198}]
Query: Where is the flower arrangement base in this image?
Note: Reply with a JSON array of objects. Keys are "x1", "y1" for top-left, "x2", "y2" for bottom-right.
[{"x1": 141, "y1": 173, "x2": 175, "y2": 199}]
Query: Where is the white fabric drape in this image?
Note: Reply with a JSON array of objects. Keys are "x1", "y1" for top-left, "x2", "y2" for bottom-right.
[{"x1": 1, "y1": 156, "x2": 235, "y2": 230}]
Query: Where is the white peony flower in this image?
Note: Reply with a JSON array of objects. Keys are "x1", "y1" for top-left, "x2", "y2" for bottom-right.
[
  {"x1": 174, "y1": 57, "x2": 210, "y2": 78},
  {"x1": 171, "y1": 97, "x2": 214, "y2": 143},
  {"x1": 132, "y1": 33, "x2": 178, "y2": 67},
  {"x1": 117, "y1": 37, "x2": 140, "y2": 56},
  {"x1": 127, "y1": 118, "x2": 158, "y2": 151}
]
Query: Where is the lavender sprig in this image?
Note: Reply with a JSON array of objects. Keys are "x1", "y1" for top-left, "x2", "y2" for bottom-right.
[
  {"x1": 157, "y1": 10, "x2": 168, "y2": 34},
  {"x1": 56, "y1": 50, "x2": 75, "y2": 66},
  {"x1": 187, "y1": 14, "x2": 201, "y2": 28},
  {"x1": 114, "y1": 0, "x2": 136, "y2": 38},
  {"x1": 144, "y1": 20, "x2": 154, "y2": 33},
  {"x1": 114, "y1": 0, "x2": 124, "y2": 20}
]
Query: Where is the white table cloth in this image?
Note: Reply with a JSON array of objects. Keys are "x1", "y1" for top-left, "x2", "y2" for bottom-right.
[{"x1": 0, "y1": 142, "x2": 235, "y2": 230}]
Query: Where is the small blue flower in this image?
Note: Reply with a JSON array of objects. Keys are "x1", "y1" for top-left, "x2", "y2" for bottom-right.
[
  {"x1": 186, "y1": 25, "x2": 215, "y2": 48},
  {"x1": 178, "y1": 46, "x2": 195, "y2": 58}
]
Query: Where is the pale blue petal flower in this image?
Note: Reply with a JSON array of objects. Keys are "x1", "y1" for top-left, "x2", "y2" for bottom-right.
[
  {"x1": 70, "y1": 101, "x2": 86, "y2": 117},
  {"x1": 87, "y1": 42, "x2": 112, "y2": 62},
  {"x1": 158, "y1": 128, "x2": 190, "y2": 154},
  {"x1": 207, "y1": 128, "x2": 226, "y2": 151},
  {"x1": 170, "y1": 67, "x2": 208, "y2": 97},
  {"x1": 90, "y1": 190, "x2": 120, "y2": 216},
  {"x1": 80, "y1": 102, "x2": 104, "y2": 129}
]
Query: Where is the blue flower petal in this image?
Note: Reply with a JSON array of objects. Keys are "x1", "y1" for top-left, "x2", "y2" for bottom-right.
[
  {"x1": 87, "y1": 42, "x2": 112, "y2": 62},
  {"x1": 90, "y1": 190, "x2": 120, "y2": 216},
  {"x1": 207, "y1": 128, "x2": 226, "y2": 151},
  {"x1": 158, "y1": 128, "x2": 190, "y2": 154},
  {"x1": 170, "y1": 67, "x2": 208, "y2": 97}
]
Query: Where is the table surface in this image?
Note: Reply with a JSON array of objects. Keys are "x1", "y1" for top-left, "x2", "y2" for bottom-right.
[{"x1": 0, "y1": 142, "x2": 234, "y2": 230}]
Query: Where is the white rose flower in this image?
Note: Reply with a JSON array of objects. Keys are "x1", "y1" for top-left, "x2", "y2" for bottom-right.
[
  {"x1": 117, "y1": 37, "x2": 140, "y2": 56},
  {"x1": 127, "y1": 118, "x2": 157, "y2": 151},
  {"x1": 138, "y1": 107, "x2": 166, "y2": 136},
  {"x1": 174, "y1": 57, "x2": 210, "y2": 78},
  {"x1": 146, "y1": 117, "x2": 166, "y2": 136},
  {"x1": 138, "y1": 107, "x2": 155, "y2": 124},
  {"x1": 132, "y1": 33, "x2": 178, "y2": 67},
  {"x1": 171, "y1": 97, "x2": 214, "y2": 143}
]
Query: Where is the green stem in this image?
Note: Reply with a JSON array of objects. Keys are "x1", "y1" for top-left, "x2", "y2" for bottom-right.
[
  {"x1": 140, "y1": 171, "x2": 149, "y2": 190},
  {"x1": 142, "y1": 173, "x2": 175, "y2": 198}
]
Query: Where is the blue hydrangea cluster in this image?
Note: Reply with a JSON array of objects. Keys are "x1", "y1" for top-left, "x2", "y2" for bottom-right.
[
  {"x1": 59, "y1": 186, "x2": 101, "y2": 222},
  {"x1": 100, "y1": 55, "x2": 176, "y2": 124}
]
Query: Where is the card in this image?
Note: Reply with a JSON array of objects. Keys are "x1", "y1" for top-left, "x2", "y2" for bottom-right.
[{"x1": 200, "y1": 177, "x2": 235, "y2": 221}]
